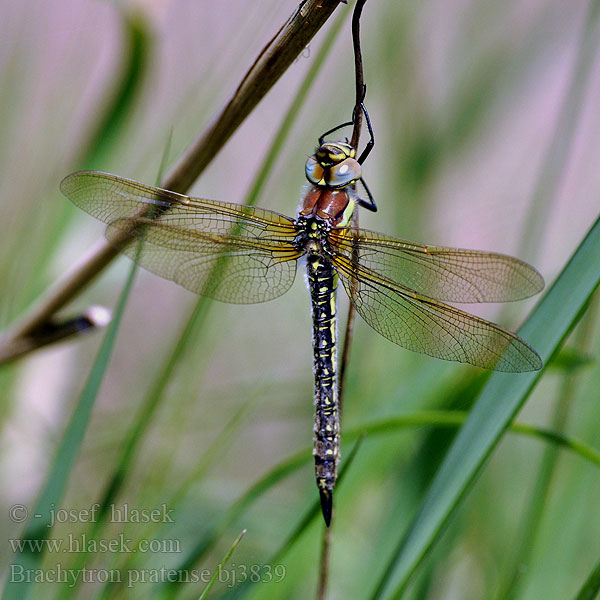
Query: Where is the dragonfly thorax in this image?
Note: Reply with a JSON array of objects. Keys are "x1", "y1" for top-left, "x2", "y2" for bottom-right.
[
  {"x1": 299, "y1": 186, "x2": 355, "y2": 228},
  {"x1": 305, "y1": 141, "x2": 361, "y2": 190}
]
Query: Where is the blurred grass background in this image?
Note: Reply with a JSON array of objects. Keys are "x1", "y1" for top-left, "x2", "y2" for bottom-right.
[{"x1": 1, "y1": 0, "x2": 600, "y2": 599}]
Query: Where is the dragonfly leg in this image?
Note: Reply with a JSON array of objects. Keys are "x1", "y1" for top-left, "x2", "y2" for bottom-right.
[
  {"x1": 318, "y1": 120, "x2": 355, "y2": 146},
  {"x1": 356, "y1": 177, "x2": 377, "y2": 212},
  {"x1": 355, "y1": 102, "x2": 375, "y2": 165},
  {"x1": 318, "y1": 102, "x2": 375, "y2": 165}
]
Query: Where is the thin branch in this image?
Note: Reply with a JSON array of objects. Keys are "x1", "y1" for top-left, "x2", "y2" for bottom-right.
[
  {"x1": 338, "y1": 211, "x2": 359, "y2": 414},
  {"x1": 317, "y1": 523, "x2": 333, "y2": 600},
  {"x1": 164, "y1": 0, "x2": 345, "y2": 195},
  {"x1": 0, "y1": 0, "x2": 346, "y2": 357},
  {"x1": 0, "y1": 307, "x2": 111, "y2": 364}
]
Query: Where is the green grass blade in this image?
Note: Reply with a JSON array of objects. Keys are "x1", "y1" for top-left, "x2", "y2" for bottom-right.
[
  {"x1": 371, "y1": 214, "x2": 600, "y2": 600},
  {"x1": 197, "y1": 530, "x2": 246, "y2": 600},
  {"x1": 573, "y1": 555, "x2": 600, "y2": 600},
  {"x1": 498, "y1": 300, "x2": 600, "y2": 600},
  {"x1": 346, "y1": 415, "x2": 600, "y2": 468},
  {"x1": 2, "y1": 253, "x2": 139, "y2": 600},
  {"x1": 82, "y1": 11, "x2": 152, "y2": 170}
]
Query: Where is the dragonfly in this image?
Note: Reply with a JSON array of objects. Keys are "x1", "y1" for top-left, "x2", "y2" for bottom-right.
[{"x1": 60, "y1": 108, "x2": 543, "y2": 526}]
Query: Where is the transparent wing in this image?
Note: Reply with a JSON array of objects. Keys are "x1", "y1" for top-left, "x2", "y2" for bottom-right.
[
  {"x1": 332, "y1": 254, "x2": 541, "y2": 372},
  {"x1": 61, "y1": 171, "x2": 302, "y2": 303},
  {"x1": 328, "y1": 228, "x2": 544, "y2": 303}
]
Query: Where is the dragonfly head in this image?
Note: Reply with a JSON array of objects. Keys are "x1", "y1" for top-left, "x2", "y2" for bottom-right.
[{"x1": 305, "y1": 141, "x2": 362, "y2": 189}]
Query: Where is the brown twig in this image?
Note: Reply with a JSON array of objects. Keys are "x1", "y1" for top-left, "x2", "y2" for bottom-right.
[
  {"x1": 338, "y1": 211, "x2": 360, "y2": 415},
  {"x1": 0, "y1": 0, "x2": 346, "y2": 360},
  {"x1": 0, "y1": 306, "x2": 111, "y2": 364},
  {"x1": 316, "y1": 522, "x2": 333, "y2": 600}
]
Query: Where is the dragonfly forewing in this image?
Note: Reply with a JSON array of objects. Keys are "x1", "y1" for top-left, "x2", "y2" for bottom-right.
[{"x1": 61, "y1": 171, "x2": 302, "y2": 303}]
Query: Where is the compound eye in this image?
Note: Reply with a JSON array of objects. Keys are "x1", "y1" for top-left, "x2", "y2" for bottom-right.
[
  {"x1": 326, "y1": 157, "x2": 361, "y2": 188},
  {"x1": 305, "y1": 155, "x2": 325, "y2": 184}
]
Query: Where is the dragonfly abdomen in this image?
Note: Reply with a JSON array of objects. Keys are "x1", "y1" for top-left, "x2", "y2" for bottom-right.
[{"x1": 306, "y1": 252, "x2": 339, "y2": 527}]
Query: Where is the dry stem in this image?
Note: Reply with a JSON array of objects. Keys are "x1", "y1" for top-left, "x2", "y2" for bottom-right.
[{"x1": 0, "y1": 0, "x2": 346, "y2": 360}]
